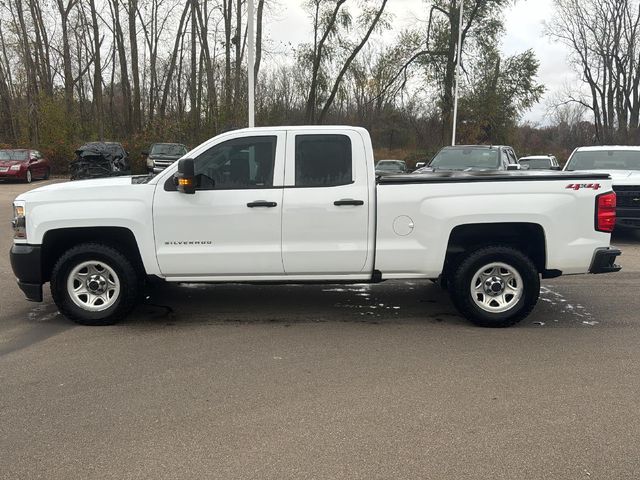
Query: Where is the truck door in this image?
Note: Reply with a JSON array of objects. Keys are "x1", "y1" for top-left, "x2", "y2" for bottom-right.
[
  {"x1": 152, "y1": 133, "x2": 286, "y2": 277},
  {"x1": 281, "y1": 130, "x2": 372, "y2": 274}
]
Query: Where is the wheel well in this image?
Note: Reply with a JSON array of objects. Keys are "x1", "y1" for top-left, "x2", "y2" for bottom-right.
[
  {"x1": 41, "y1": 227, "x2": 145, "y2": 282},
  {"x1": 445, "y1": 223, "x2": 546, "y2": 273}
]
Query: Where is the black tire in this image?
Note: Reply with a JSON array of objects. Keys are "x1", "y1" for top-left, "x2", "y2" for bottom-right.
[
  {"x1": 25, "y1": 169, "x2": 32, "y2": 183},
  {"x1": 50, "y1": 243, "x2": 141, "y2": 325},
  {"x1": 43, "y1": 168, "x2": 50, "y2": 180},
  {"x1": 449, "y1": 245, "x2": 540, "y2": 328}
]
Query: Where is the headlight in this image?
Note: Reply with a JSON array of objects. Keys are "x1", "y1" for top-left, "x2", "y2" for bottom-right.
[
  {"x1": 10, "y1": 164, "x2": 21, "y2": 171},
  {"x1": 12, "y1": 203, "x2": 26, "y2": 239},
  {"x1": 146, "y1": 158, "x2": 154, "y2": 168}
]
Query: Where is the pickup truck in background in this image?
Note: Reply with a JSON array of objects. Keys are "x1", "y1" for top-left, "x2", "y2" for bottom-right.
[
  {"x1": 10, "y1": 126, "x2": 621, "y2": 328},
  {"x1": 375, "y1": 159, "x2": 408, "y2": 175},
  {"x1": 144, "y1": 143, "x2": 189, "y2": 174},
  {"x1": 414, "y1": 145, "x2": 521, "y2": 173},
  {"x1": 564, "y1": 146, "x2": 640, "y2": 229}
]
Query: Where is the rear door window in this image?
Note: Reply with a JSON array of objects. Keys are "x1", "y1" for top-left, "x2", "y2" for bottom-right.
[{"x1": 295, "y1": 135, "x2": 352, "y2": 187}]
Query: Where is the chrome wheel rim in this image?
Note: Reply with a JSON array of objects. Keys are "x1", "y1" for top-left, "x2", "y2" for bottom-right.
[
  {"x1": 26, "y1": 170, "x2": 32, "y2": 182},
  {"x1": 470, "y1": 262, "x2": 523, "y2": 313},
  {"x1": 67, "y1": 260, "x2": 120, "y2": 312}
]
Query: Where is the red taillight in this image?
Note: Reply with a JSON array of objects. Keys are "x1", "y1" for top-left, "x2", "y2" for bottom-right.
[{"x1": 596, "y1": 192, "x2": 616, "y2": 232}]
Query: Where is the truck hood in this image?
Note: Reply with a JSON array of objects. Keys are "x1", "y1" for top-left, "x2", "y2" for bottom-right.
[{"x1": 15, "y1": 176, "x2": 150, "y2": 202}]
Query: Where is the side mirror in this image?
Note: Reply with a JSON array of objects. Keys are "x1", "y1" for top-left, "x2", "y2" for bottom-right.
[
  {"x1": 141, "y1": 151, "x2": 149, "y2": 156},
  {"x1": 506, "y1": 164, "x2": 521, "y2": 171},
  {"x1": 176, "y1": 158, "x2": 196, "y2": 194},
  {"x1": 550, "y1": 165, "x2": 562, "y2": 171},
  {"x1": 415, "y1": 162, "x2": 426, "y2": 169}
]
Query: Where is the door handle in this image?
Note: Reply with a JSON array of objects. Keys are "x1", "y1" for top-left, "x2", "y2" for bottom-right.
[
  {"x1": 247, "y1": 200, "x2": 277, "y2": 208},
  {"x1": 334, "y1": 199, "x2": 364, "y2": 206}
]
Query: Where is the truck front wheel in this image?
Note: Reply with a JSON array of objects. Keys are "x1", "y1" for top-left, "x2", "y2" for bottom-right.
[
  {"x1": 50, "y1": 243, "x2": 141, "y2": 325},
  {"x1": 449, "y1": 246, "x2": 540, "y2": 327}
]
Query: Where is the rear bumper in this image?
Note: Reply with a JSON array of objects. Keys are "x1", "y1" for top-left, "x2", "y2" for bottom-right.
[
  {"x1": 616, "y1": 207, "x2": 640, "y2": 228},
  {"x1": 9, "y1": 244, "x2": 43, "y2": 302},
  {"x1": 589, "y1": 247, "x2": 622, "y2": 274}
]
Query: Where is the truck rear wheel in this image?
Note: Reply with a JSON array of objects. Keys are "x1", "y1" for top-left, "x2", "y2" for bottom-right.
[
  {"x1": 50, "y1": 243, "x2": 141, "y2": 325},
  {"x1": 449, "y1": 246, "x2": 540, "y2": 327}
]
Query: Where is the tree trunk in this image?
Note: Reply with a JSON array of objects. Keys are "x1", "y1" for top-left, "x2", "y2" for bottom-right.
[
  {"x1": 318, "y1": 0, "x2": 389, "y2": 123},
  {"x1": 159, "y1": 2, "x2": 190, "y2": 118},
  {"x1": 234, "y1": 0, "x2": 242, "y2": 116},
  {"x1": 223, "y1": 0, "x2": 233, "y2": 124},
  {"x1": 190, "y1": 0, "x2": 199, "y2": 138},
  {"x1": 28, "y1": 0, "x2": 53, "y2": 96},
  {"x1": 194, "y1": 0, "x2": 218, "y2": 132},
  {"x1": 305, "y1": 0, "x2": 347, "y2": 123},
  {"x1": 110, "y1": 0, "x2": 132, "y2": 133},
  {"x1": 128, "y1": 0, "x2": 142, "y2": 131},
  {"x1": 13, "y1": 0, "x2": 39, "y2": 144},
  {"x1": 0, "y1": 61, "x2": 17, "y2": 143},
  {"x1": 88, "y1": 0, "x2": 104, "y2": 140},
  {"x1": 56, "y1": 0, "x2": 77, "y2": 136},
  {"x1": 254, "y1": 0, "x2": 265, "y2": 84}
]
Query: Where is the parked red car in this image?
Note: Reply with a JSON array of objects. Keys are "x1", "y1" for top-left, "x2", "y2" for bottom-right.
[{"x1": 0, "y1": 149, "x2": 51, "y2": 183}]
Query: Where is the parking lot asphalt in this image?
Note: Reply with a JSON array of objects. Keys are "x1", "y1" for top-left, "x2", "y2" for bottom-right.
[{"x1": 1, "y1": 180, "x2": 640, "y2": 479}]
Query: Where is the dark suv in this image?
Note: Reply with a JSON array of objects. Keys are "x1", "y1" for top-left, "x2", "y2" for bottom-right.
[
  {"x1": 414, "y1": 145, "x2": 520, "y2": 173},
  {"x1": 564, "y1": 146, "x2": 640, "y2": 229}
]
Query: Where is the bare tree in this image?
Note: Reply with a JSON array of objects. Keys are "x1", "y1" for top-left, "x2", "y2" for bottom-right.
[
  {"x1": 548, "y1": 0, "x2": 640, "y2": 142},
  {"x1": 317, "y1": 0, "x2": 388, "y2": 123},
  {"x1": 304, "y1": 0, "x2": 347, "y2": 123},
  {"x1": 190, "y1": 0, "x2": 199, "y2": 137},
  {"x1": 88, "y1": 0, "x2": 104, "y2": 139},
  {"x1": 56, "y1": 0, "x2": 79, "y2": 127},
  {"x1": 254, "y1": 0, "x2": 265, "y2": 83},
  {"x1": 110, "y1": 0, "x2": 132, "y2": 132},
  {"x1": 159, "y1": 1, "x2": 190, "y2": 119},
  {"x1": 128, "y1": 0, "x2": 142, "y2": 132}
]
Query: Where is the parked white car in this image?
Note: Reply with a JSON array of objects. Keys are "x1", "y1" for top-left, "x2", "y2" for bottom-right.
[
  {"x1": 564, "y1": 146, "x2": 640, "y2": 229},
  {"x1": 11, "y1": 127, "x2": 621, "y2": 328},
  {"x1": 519, "y1": 155, "x2": 561, "y2": 170}
]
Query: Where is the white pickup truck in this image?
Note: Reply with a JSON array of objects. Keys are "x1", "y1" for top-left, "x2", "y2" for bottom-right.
[
  {"x1": 10, "y1": 126, "x2": 621, "y2": 327},
  {"x1": 564, "y1": 146, "x2": 640, "y2": 229}
]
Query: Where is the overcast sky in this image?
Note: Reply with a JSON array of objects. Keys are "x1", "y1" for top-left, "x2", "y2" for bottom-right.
[{"x1": 267, "y1": 0, "x2": 578, "y2": 124}]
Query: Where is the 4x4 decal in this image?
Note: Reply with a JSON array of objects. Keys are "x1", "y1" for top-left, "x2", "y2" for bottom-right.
[{"x1": 566, "y1": 183, "x2": 601, "y2": 191}]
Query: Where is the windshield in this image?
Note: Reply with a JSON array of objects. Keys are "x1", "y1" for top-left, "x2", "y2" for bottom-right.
[
  {"x1": 0, "y1": 150, "x2": 28, "y2": 161},
  {"x1": 376, "y1": 161, "x2": 405, "y2": 171},
  {"x1": 565, "y1": 150, "x2": 640, "y2": 171},
  {"x1": 151, "y1": 144, "x2": 187, "y2": 156},
  {"x1": 430, "y1": 148, "x2": 500, "y2": 170},
  {"x1": 520, "y1": 158, "x2": 551, "y2": 169}
]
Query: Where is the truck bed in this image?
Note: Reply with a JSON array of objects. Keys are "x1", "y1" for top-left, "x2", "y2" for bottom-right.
[{"x1": 374, "y1": 170, "x2": 613, "y2": 279}]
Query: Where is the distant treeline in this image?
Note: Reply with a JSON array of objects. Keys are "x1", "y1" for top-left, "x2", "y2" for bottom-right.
[{"x1": 0, "y1": 0, "x2": 636, "y2": 173}]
